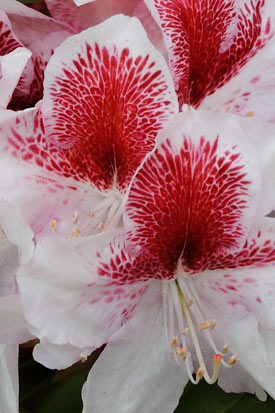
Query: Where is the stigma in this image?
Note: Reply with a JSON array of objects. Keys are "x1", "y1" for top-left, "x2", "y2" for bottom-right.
[{"x1": 162, "y1": 278, "x2": 237, "y2": 385}]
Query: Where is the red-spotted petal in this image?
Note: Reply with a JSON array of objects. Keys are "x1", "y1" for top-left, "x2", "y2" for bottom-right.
[
  {"x1": 0, "y1": 108, "x2": 110, "y2": 237},
  {"x1": 124, "y1": 110, "x2": 269, "y2": 278},
  {"x1": 18, "y1": 231, "x2": 148, "y2": 348},
  {"x1": 41, "y1": 15, "x2": 177, "y2": 192},
  {"x1": 194, "y1": 217, "x2": 275, "y2": 272},
  {"x1": 145, "y1": 0, "x2": 273, "y2": 109}
]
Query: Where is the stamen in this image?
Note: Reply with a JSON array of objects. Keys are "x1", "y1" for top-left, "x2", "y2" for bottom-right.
[
  {"x1": 176, "y1": 281, "x2": 222, "y2": 385},
  {"x1": 73, "y1": 210, "x2": 79, "y2": 223},
  {"x1": 182, "y1": 328, "x2": 189, "y2": 335},
  {"x1": 88, "y1": 210, "x2": 94, "y2": 217},
  {"x1": 49, "y1": 219, "x2": 57, "y2": 232},
  {"x1": 175, "y1": 347, "x2": 187, "y2": 360},
  {"x1": 245, "y1": 111, "x2": 255, "y2": 117},
  {"x1": 199, "y1": 321, "x2": 211, "y2": 330},
  {"x1": 222, "y1": 344, "x2": 229, "y2": 354},
  {"x1": 171, "y1": 336, "x2": 179, "y2": 347},
  {"x1": 210, "y1": 320, "x2": 216, "y2": 330},
  {"x1": 228, "y1": 355, "x2": 237, "y2": 366},
  {"x1": 196, "y1": 367, "x2": 205, "y2": 379},
  {"x1": 178, "y1": 278, "x2": 230, "y2": 368},
  {"x1": 80, "y1": 354, "x2": 88, "y2": 363},
  {"x1": 97, "y1": 222, "x2": 104, "y2": 231},
  {"x1": 68, "y1": 227, "x2": 81, "y2": 239}
]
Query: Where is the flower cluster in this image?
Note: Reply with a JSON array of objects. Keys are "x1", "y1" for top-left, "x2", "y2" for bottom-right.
[{"x1": 1, "y1": 0, "x2": 275, "y2": 412}]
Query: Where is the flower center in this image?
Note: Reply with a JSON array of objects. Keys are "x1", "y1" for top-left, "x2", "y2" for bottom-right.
[
  {"x1": 49, "y1": 189, "x2": 124, "y2": 238},
  {"x1": 162, "y1": 277, "x2": 237, "y2": 384}
]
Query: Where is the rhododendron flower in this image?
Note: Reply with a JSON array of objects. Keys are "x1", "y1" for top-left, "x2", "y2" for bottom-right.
[
  {"x1": 144, "y1": 0, "x2": 275, "y2": 121},
  {"x1": 0, "y1": 15, "x2": 177, "y2": 241},
  {"x1": 18, "y1": 110, "x2": 275, "y2": 412}
]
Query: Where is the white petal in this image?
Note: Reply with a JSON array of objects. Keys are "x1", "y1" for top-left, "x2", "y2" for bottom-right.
[
  {"x1": 192, "y1": 268, "x2": 275, "y2": 398},
  {"x1": 73, "y1": 0, "x2": 96, "y2": 4},
  {"x1": 0, "y1": 345, "x2": 18, "y2": 413},
  {"x1": 0, "y1": 47, "x2": 31, "y2": 108},
  {"x1": 33, "y1": 338, "x2": 94, "y2": 370},
  {"x1": 0, "y1": 200, "x2": 34, "y2": 265},
  {"x1": 0, "y1": 295, "x2": 33, "y2": 344},
  {"x1": 18, "y1": 231, "x2": 147, "y2": 348},
  {"x1": 0, "y1": 235, "x2": 18, "y2": 297},
  {"x1": 82, "y1": 283, "x2": 187, "y2": 413}
]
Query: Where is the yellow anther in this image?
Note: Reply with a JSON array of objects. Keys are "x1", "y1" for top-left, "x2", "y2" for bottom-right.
[
  {"x1": 228, "y1": 355, "x2": 237, "y2": 366},
  {"x1": 98, "y1": 222, "x2": 104, "y2": 231},
  {"x1": 222, "y1": 344, "x2": 229, "y2": 354},
  {"x1": 68, "y1": 227, "x2": 81, "y2": 239},
  {"x1": 182, "y1": 328, "x2": 189, "y2": 335},
  {"x1": 170, "y1": 336, "x2": 179, "y2": 347},
  {"x1": 80, "y1": 354, "x2": 88, "y2": 363},
  {"x1": 73, "y1": 210, "x2": 79, "y2": 223},
  {"x1": 245, "y1": 111, "x2": 255, "y2": 117},
  {"x1": 49, "y1": 219, "x2": 57, "y2": 232},
  {"x1": 175, "y1": 347, "x2": 187, "y2": 360},
  {"x1": 199, "y1": 321, "x2": 211, "y2": 330},
  {"x1": 196, "y1": 367, "x2": 205, "y2": 379},
  {"x1": 88, "y1": 210, "x2": 94, "y2": 217},
  {"x1": 210, "y1": 320, "x2": 216, "y2": 330}
]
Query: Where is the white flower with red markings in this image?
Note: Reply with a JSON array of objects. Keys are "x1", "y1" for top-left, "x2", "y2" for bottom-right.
[
  {"x1": 0, "y1": 15, "x2": 177, "y2": 241},
  {"x1": 144, "y1": 0, "x2": 275, "y2": 121},
  {"x1": 18, "y1": 110, "x2": 275, "y2": 412}
]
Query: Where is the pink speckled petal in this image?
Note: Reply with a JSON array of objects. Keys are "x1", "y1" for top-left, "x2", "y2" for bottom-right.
[
  {"x1": 41, "y1": 15, "x2": 177, "y2": 192},
  {"x1": 0, "y1": 108, "x2": 113, "y2": 237},
  {"x1": 18, "y1": 231, "x2": 148, "y2": 348},
  {"x1": 144, "y1": 0, "x2": 274, "y2": 112},
  {"x1": 124, "y1": 109, "x2": 271, "y2": 277},
  {"x1": 195, "y1": 217, "x2": 275, "y2": 273}
]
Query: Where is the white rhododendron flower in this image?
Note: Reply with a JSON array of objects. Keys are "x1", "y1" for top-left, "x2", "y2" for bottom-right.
[
  {"x1": 0, "y1": 15, "x2": 177, "y2": 242},
  {"x1": 18, "y1": 109, "x2": 275, "y2": 412}
]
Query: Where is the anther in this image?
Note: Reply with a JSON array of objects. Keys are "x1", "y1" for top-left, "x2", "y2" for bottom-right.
[
  {"x1": 170, "y1": 336, "x2": 179, "y2": 347},
  {"x1": 182, "y1": 328, "x2": 189, "y2": 335},
  {"x1": 80, "y1": 354, "x2": 88, "y2": 363},
  {"x1": 196, "y1": 367, "x2": 205, "y2": 379},
  {"x1": 175, "y1": 347, "x2": 187, "y2": 360},
  {"x1": 68, "y1": 227, "x2": 81, "y2": 239},
  {"x1": 98, "y1": 222, "x2": 104, "y2": 230},
  {"x1": 245, "y1": 111, "x2": 255, "y2": 117},
  {"x1": 222, "y1": 344, "x2": 229, "y2": 354},
  {"x1": 199, "y1": 321, "x2": 210, "y2": 330},
  {"x1": 88, "y1": 210, "x2": 94, "y2": 217},
  {"x1": 228, "y1": 355, "x2": 237, "y2": 366},
  {"x1": 49, "y1": 219, "x2": 57, "y2": 232},
  {"x1": 210, "y1": 320, "x2": 216, "y2": 330},
  {"x1": 73, "y1": 211, "x2": 79, "y2": 223}
]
